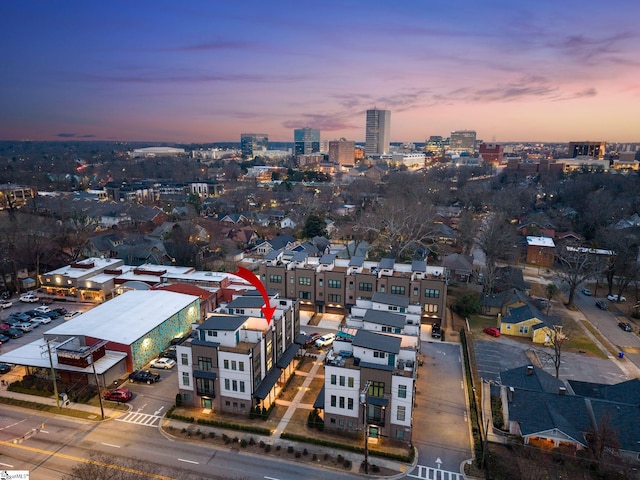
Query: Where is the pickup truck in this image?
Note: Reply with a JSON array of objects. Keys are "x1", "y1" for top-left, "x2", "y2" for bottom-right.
[{"x1": 128, "y1": 370, "x2": 161, "y2": 384}]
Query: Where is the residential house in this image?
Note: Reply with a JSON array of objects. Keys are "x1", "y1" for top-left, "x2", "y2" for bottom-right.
[
  {"x1": 255, "y1": 234, "x2": 298, "y2": 256},
  {"x1": 442, "y1": 253, "x2": 473, "y2": 283},
  {"x1": 497, "y1": 304, "x2": 558, "y2": 343},
  {"x1": 525, "y1": 236, "x2": 555, "y2": 267}
]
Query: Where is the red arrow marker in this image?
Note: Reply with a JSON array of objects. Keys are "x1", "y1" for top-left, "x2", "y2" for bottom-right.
[{"x1": 233, "y1": 266, "x2": 276, "y2": 326}]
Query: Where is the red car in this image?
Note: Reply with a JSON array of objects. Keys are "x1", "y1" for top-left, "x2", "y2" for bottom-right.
[
  {"x1": 304, "y1": 333, "x2": 321, "y2": 345},
  {"x1": 483, "y1": 327, "x2": 501, "y2": 337},
  {"x1": 103, "y1": 388, "x2": 133, "y2": 403}
]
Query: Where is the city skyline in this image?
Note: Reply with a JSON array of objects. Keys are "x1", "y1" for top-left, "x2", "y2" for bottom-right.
[{"x1": 2, "y1": 1, "x2": 640, "y2": 144}]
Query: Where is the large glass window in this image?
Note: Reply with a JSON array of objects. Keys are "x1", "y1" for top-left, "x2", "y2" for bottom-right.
[
  {"x1": 327, "y1": 294, "x2": 341, "y2": 303},
  {"x1": 328, "y1": 279, "x2": 341, "y2": 288},
  {"x1": 368, "y1": 381, "x2": 385, "y2": 397},
  {"x1": 390, "y1": 285, "x2": 405, "y2": 295},
  {"x1": 397, "y1": 405, "x2": 406, "y2": 421},
  {"x1": 398, "y1": 384, "x2": 407, "y2": 398},
  {"x1": 359, "y1": 282, "x2": 373, "y2": 291},
  {"x1": 298, "y1": 277, "x2": 311, "y2": 286},
  {"x1": 425, "y1": 288, "x2": 440, "y2": 298},
  {"x1": 269, "y1": 275, "x2": 282, "y2": 283},
  {"x1": 198, "y1": 357, "x2": 213, "y2": 371}
]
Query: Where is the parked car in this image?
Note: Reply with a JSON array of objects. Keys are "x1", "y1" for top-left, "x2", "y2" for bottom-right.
[
  {"x1": 8, "y1": 313, "x2": 30, "y2": 322},
  {"x1": 314, "y1": 333, "x2": 336, "y2": 348},
  {"x1": 160, "y1": 347, "x2": 177, "y2": 360},
  {"x1": 19, "y1": 293, "x2": 39, "y2": 303},
  {"x1": 0, "y1": 334, "x2": 10, "y2": 345},
  {"x1": 431, "y1": 323, "x2": 442, "y2": 339},
  {"x1": 595, "y1": 300, "x2": 607, "y2": 310},
  {"x1": 23, "y1": 310, "x2": 41, "y2": 318},
  {"x1": 581, "y1": 288, "x2": 592, "y2": 296},
  {"x1": 53, "y1": 307, "x2": 68, "y2": 316},
  {"x1": 0, "y1": 300, "x2": 12, "y2": 309},
  {"x1": 5, "y1": 328, "x2": 24, "y2": 339},
  {"x1": 103, "y1": 388, "x2": 133, "y2": 402},
  {"x1": 41, "y1": 310, "x2": 61, "y2": 319},
  {"x1": 618, "y1": 322, "x2": 633, "y2": 332},
  {"x1": 149, "y1": 357, "x2": 176, "y2": 369},
  {"x1": 607, "y1": 294, "x2": 626, "y2": 302},
  {"x1": 304, "y1": 333, "x2": 321, "y2": 345},
  {"x1": 0, "y1": 323, "x2": 9, "y2": 330},
  {"x1": 1, "y1": 291, "x2": 11, "y2": 300},
  {"x1": 15, "y1": 322, "x2": 35, "y2": 332},
  {"x1": 64, "y1": 311, "x2": 81, "y2": 320},
  {"x1": 0, "y1": 363, "x2": 12, "y2": 374},
  {"x1": 483, "y1": 326, "x2": 501, "y2": 337},
  {"x1": 30, "y1": 316, "x2": 51, "y2": 325},
  {"x1": 128, "y1": 370, "x2": 161, "y2": 384},
  {"x1": 34, "y1": 305, "x2": 52, "y2": 314}
]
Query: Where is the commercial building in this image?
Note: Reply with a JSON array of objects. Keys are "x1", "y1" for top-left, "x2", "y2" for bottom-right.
[
  {"x1": 479, "y1": 143, "x2": 504, "y2": 165},
  {"x1": 240, "y1": 134, "x2": 269, "y2": 158},
  {"x1": 294, "y1": 128, "x2": 321, "y2": 155},
  {"x1": 365, "y1": 109, "x2": 391, "y2": 156},
  {"x1": 328, "y1": 139, "x2": 356, "y2": 166},
  {"x1": 568, "y1": 141, "x2": 605, "y2": 160},
  {"x1": 176, "y1": 291, "x2": 300, "y2": 415},
  {"x1": 258, "y1": 253, "x2": 447, "y2": 324},
  {"x1": 449, "y1": 130, "x2": 477, "y2": 155},
  {"x1": 0, "y1": 184, "x2": 36, "y2": 210}
]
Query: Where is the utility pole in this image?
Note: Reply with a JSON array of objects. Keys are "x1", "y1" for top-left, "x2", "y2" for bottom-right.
[
  {"x1": 45, "y1": 338, "x2": 60, "y2": 409},
  {"x1": 360, "y1": 380, "x2": 371, "y2": 474},
  {"x1": 90, "y1": 356, "x2": 105, "y2": 420}
]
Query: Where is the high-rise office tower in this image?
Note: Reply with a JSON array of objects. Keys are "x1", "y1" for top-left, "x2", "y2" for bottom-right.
[
  {"x1": 240, "y1": 133, "x2": 268, "y2": 157},
  {"x1": 568, "y1": 141, "x2": 606, "y2": 159},
  {"x1": 365, "y1": 109, "x2": 391, "y2": 156},
  {"x1": 328, "y1": 138, "x2": 356, "y2": 166},
  {"x1": 294, "y1": 128, "x2": 320, "y2": 155},
  {"x1": 450, "y1": 130, "x2": 477, "y2": 155}
]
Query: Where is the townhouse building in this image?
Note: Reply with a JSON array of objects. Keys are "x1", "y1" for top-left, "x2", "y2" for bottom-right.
[
  {"x1": 321, "y1": 293, "x2": 419, "y2": 445},
  {"x1": 259, "y1": 253, "x2": 447, "y2": 325},
  {"x1": 176, "y1": 292, "x2": 300, "y2": 415}
]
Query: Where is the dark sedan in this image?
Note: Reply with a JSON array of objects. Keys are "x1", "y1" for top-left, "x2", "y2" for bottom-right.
[
  {"x1": 128, "y1": 370, "x2": 160, "y2": 384},
  {"x1": 618, "y1": 322, "x2": 633, "y2": 332}
]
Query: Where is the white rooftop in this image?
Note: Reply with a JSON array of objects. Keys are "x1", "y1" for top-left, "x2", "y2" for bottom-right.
[
  {"x1": 46, "y1": 290, "x2": 198, "y2": 345},
  {"x1": 526, "y1": 236, "x2": 555, "y2": 248},
  {"x1": 46, "y1": 257, "x2": 124, "y2": 279}
]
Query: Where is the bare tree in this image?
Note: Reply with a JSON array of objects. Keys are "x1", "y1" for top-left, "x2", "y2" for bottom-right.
[
  {"x1": 555, "y1": 243, "x2": 605, "y2": 308},
  {"x1": 477, "y1": 213, "x2": 517, "y2": 295},
  {"x1": 544, "y1": 283, "x2": 559, "y2": 315},
  {"x1": 538, "y1": 324, "x2": 567, "y2": 378}
]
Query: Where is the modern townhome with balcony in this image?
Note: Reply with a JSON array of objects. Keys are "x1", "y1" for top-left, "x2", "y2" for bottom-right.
[
  {"x1": 258, "y1": 252, "x2": 447, "y2": 324},
  {"x1": 176, "y1": 291, "x2": 300, "y2": 415},
  {"x1": 319, "y1": 292, "x2": 420, "y2": 446}
]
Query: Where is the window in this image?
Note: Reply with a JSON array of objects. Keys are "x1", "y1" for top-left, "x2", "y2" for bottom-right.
[
  {"x1": 348, "y1": 398, "x2": 354, "y2": 410},
  {"x1": 239, "y1": 362, "x2": 244, "y2": 372},
  {"x1": 232, "y1": 380, "x2": 238, "y2": 391},
  {"x1": 181, "y1": 353, "x2": 188, "y2": 366},
  {"x1": 398, "y1": 385, "x2": 407, "y2": 399},
  {"x1": 225, "y1": 401, "x2": 230, "y2": 407},
  {"x1": 223, "y1": 359, "x2": 229, "y2": 369},
  {"x1": 231, "y1": 360, "x2": 237, "y2": 370},
  {"x1": 519, "y1": 325, "x2": 529, "y2": 334},
  {"x1": 380, "y1": 285, "x2": 385, "y2": 293},
  {"x1": 339, "y1": 397, "x2": 345, "y2": 408},
  {"x1": 397, "y1": 406, "x2": 406, "y2": 421},
  {"x1": 425, "y1": 288, "x2": 440, "y2": 298},
  {"x1": 182, "y1": 372, "x2": 190, "y2": 386},
  {"x1": 338, "y1": 376, "x2": 345, "y2": 386},
  {"x1": 396, "y1": 429, "x2": 404, "y2": 440},
  {"x1": 391, "y1": 285, "x2": 405, "y2": 295},
  {"x1": 348, "y1": 377, "x2": 354, "y2": 388},
  {"x1": 368, "y1": 381, "x2": 385, "y2": 397},
  {"x1": 298, "y1": 277, "x2": 311, "y2": 286},
  {"x1": 347, "y1": 420, "x2": 353, "y2": 428},
  {"x1": 240, "y1": 381, "x2": 245, "y2": 393},
  {"x1": 382, "y1": 326, "x2": 391, "y2": 332},
  {"x1": 269, "y1": 275, "x2": 282, "y2": 283},
  {"x1": 388, "y1": 305, "x2": 398, "y2": 311},
  {"x1": 339, "y1": 419, "x2": 345, "y2": 426},
  {"x1": 359, "y1": 282, "x2": 373, "y2": 292},
  {"x1": 413, "y1": 287, "x2": 419, "y2": 296},
  {"x1": 327, "y1": 294, "x2": 341, "y2": 303},
  {"x1": 207, "y1": 330, "x2": 217, "y2": 337},
  {"x1": 373, "y1": 351, "x2": 386, "y2": 359},
  {"x1": 198, "y1": 357, "x2": 213, "y2": 371},
  {"x1": 328, "y1": 279, "x2": 341, "y2": 288},
  {"x1": 298, "y1": 291, "x2": 311, "y2": 300},
  {"x1": 331, "y1": 395, "x2": 336, "y2": 407},
  {"x1": 224, "y1": 379, "x2": 230, "y2": 390},
  {"x1": 331, "y1": 374, "x2": 336, "y2": 385},
  {"x1": 424, "y1": 304, "x2": 438, "y2": 313},
  {"x1": 318, "y1": 279, "x2": 323, "y2": 286}
]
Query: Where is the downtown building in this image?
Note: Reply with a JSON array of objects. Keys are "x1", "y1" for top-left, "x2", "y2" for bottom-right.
[
  {"x1": 328, "y1": 138, "x2": 356, "y2": 166},
  {"x1": 568, "y1": 141, "x2": 606, "y2": 160},
  {"x1": 294, "y1": 128, "x2": 321, "y2": 155},
  {"x1": 258, "y1": 253, "x2": 447, "y2": 326},
  {"x1": 449, "y1": 130, "x2": 477, "y2": 155},
  {"x1": 240, "y1": 133, "x2": 269, "y2": 158},
  {"x1": 365, "y1": 109, "x2": 391, "y2": 156},
  {"x1": 176, "y1": 291, "x2": 300, "y2": 415}
]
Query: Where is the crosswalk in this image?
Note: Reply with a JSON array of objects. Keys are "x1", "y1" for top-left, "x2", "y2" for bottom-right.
[
  {"x1": 407, "y1": 465, "x2": 463, "y2": 480},
  {"x1": 115, "y1": 411, "x2": 163, "y2": 427}
]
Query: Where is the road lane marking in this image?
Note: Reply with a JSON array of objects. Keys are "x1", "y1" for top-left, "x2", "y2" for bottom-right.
[
  {"x1": 101, "y1": 442, "x2": 121, "y2": 448},
  {"x1": 0, "y1": 462, "x2": 15, "y2": 468},
  {"x1": 178, "y1": 458, "x2": 199, "y2": 464}
]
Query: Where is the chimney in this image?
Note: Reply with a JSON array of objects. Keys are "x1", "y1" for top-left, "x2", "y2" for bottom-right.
[
  {"x1": 508, "y1": 386, "x2": 514, "y2": 402},
  {"x1": 559, "y1": 387, "x2": 566, "y2": 395},
  {"x1": 526, "y1": 365, "x2": 534, "y2": 376}
]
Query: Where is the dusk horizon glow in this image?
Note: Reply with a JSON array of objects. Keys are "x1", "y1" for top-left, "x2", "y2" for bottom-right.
[{"x1": 2, "y1": 1, "x2": 640, "y2": 144}]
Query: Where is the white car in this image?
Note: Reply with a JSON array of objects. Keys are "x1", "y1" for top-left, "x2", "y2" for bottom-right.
[
  {"x1": 19, "y1": 293, "x2": 39, "y2": 303},
  {"x1": 0, "y1": 300, "x2": 12, "y2": 309},
  {"x1": 34, "y1": 305, "x2": 52, "y2": 314},
  {"x1": 31, "y1": 316, "x2": 52, "y2": 325},
  {"x1": 64, "y1": 311, "x2": 81, "y2": 320},
  {"x1": 607, "y1": 294, "x2": 626, "y2": 302},
  {"x1": 150, "y1": 357, "x2": 176, "y2": 369},
  {"x1": 15, "y1": 322, "x2": 35, "y2": 332},
  {"x1": 315, "y1": 333, "x2": 336, "y2": 348}
]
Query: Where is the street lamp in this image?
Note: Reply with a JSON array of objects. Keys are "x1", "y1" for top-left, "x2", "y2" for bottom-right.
[{"x1": 360, "y1": 381, "x2": 372, "y2": 474}]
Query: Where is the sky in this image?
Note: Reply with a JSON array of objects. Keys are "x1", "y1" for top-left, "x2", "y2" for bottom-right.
[{"x1": 2, "y1": 1, "x2": 640, "y2": 144}]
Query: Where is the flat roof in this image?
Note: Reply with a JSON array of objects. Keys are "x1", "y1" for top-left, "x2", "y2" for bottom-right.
[
  {"x1": 526, "y1": 236, "x2": 555, "y2": 247},
  {"x1": 45, "y1": 257, "x2": 124, "y2": 279},
  {"x1": 46, "y1": 290, "x2": 198, "y2": 345}
]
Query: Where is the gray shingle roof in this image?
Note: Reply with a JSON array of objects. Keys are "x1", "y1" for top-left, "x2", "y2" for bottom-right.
[
  {"x1": 411, "y1": 260, "x2": 427, "y2": 272},
  {"x1": 379, "y1": 258, "x2": 395, "y2": 269},
  {"x1": 352, "y1": 330, "x2": 401, "y2": 354},
  {"x1": 371, "y1": 292, "x2": 410, "y2": 308},
  {"x1": 349, "y1": 256, "x2": 365, "y2": 267},
  {"x1": 200, "y1": 314, "x2": 247, "y2": 331},
  {"x1": 319, "y1": 253, "x2": 336, "y2": 264},
  {"x1": 227, "y1": 296, "x2": 266, "y2": 309},
  {"x1": 363, "y1": 310, "x2": 406, "y2": 328},
  {"x1": 500, "y1": 365, "x2": 566, "y2": 394}
]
